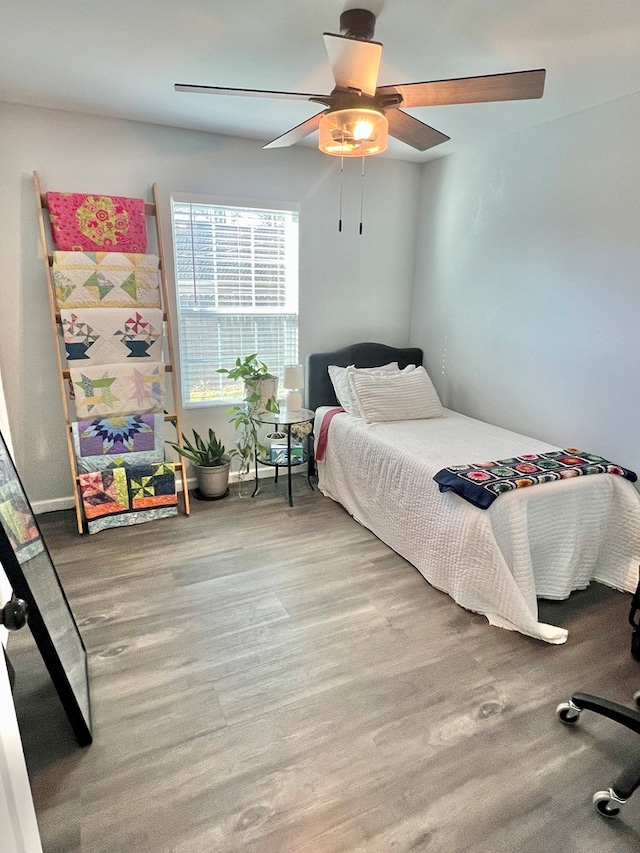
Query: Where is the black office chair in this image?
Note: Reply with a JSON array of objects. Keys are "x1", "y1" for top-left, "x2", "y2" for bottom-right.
[{"x1": 556, "y1": 579, "x2": 640, "y2": 817}]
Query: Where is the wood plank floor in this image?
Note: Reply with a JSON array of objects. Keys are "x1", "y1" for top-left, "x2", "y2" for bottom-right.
[{"x1": 8, "y1": 478, "x2": 640, "y2": 852}]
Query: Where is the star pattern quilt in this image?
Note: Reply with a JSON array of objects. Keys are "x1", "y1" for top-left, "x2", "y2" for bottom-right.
[
  {"x1": 70, "y1": 362, "x2": 166, "y2": 417},
  {"x1": 71, "y1": 414, "x2": 165, "y2": 472},
  {"x1": 53, "y1": 252, "x2": 161, "y2": 309}
]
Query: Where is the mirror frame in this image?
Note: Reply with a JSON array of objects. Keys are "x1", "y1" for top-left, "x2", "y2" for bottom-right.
[{"x1": 0, "y1": 429, "x2": 92, "y2": 746}]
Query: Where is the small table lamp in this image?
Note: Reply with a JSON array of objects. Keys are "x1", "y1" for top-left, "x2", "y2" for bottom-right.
[{"x1": 283, "y1": 364, "x2": 304, "y2": 412}]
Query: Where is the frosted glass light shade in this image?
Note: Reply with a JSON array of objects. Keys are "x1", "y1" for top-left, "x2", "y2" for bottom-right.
[{"x1": 318, "y1": 108, "x2": 388, "y2": 157}]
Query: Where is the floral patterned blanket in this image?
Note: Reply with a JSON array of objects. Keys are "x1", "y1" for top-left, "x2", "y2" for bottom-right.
[
  {"x1": 47, "y1": 192, "x2": 147, "y2": 252},
  {"x1": 434, "y1": 448, "x2": 637, "y2": 509}
]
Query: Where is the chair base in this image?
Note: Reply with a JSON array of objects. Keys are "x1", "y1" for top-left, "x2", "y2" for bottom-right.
[{"x1": 556, "y1": 691, "x2": 640, "y2": 812}]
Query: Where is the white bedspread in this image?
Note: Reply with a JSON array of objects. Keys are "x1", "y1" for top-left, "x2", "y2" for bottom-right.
[{"x1": 315, "y1": 408, "x2": 640, "y2": 644}]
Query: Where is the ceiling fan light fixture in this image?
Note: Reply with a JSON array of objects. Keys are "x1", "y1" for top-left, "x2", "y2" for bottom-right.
[{"x1": 318, "y1": 108, "x2": 388, "y2": 157}]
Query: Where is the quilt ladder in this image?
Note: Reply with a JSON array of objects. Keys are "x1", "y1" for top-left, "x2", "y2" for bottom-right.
[{"x1": 33, "y1": 171, "x2": 191, "y2": 533}]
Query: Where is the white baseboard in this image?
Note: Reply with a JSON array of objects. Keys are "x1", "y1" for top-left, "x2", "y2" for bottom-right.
[{"x1": 31, "y1": 495, "x2": 76, "y2": 515}]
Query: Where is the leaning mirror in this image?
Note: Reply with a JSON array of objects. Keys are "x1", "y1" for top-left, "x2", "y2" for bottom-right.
[{"x1": 0, "y1": 429, "x2": 91, "y2": 746}]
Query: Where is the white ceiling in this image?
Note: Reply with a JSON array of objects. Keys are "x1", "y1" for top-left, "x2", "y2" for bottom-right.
[{"x1": 2, "y1": 0, "x2": 639, "y2": 162}]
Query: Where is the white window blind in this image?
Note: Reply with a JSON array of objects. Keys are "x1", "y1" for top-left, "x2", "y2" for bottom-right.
[{"x1": 171, "y1": 200, "x2": 299, "y2": 407}]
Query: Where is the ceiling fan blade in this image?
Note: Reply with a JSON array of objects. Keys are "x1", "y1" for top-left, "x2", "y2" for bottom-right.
[
  {"x1": 323, "y1": 33, "x2": 382, "y2": 97},
  {"x1": 386, "y1": 110, "x2": 450, "y2": 151},
  {"x1": 263, "y1": 111, "x2": 326, "y2": 149},
  {"x1": 174, "y1": 83, "x2": 323, "y2": 101},
  {"x1": 377, "y1": 69, "x2": 546, "y2": 109}
]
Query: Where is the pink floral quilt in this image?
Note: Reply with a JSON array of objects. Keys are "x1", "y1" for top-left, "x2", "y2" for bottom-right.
[{"x1": 46, "y1": 192, "x2": 147, "y2": 252}]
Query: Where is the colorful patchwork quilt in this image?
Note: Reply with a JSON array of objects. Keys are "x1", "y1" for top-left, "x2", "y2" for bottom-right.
[
  {"x1": 46, "y1": 192, "x2": 147, "y2": 253},
  {"x1": 70, "y1": 362, "x2": 166, "y2": 417},
  {"x1": 53, "y1": 252, "x2": 161, "y2": 309},
  {"x1": 61, "y1": 308, "x2": 164, "y2": 363},
  {"x1": 434, "y1": 448, "x2": 637, "y2": 509},
  {"x1": 0, "y1": 442, "x2": 44, "y2": 563},
  {"x1": 71, "y1": 414, "x2": 165, "y2": 472},
  {"x1": 0, "y1": 479, "x2": 44, "y2": 563},
  {"x1": 78, "y1": 466, "x2": 130, "y2": 519},
  {"x1": 77, "y1": 462, "x2": 178, "y2": 533}
]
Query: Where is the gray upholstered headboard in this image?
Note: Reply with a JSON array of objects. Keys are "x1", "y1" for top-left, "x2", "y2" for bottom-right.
[{"x1": 305, "y1": 342, "x2": 424, "y2": 412}]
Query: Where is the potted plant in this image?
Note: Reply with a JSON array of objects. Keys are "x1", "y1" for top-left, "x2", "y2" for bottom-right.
[
  {"x1": 217, "y1": 354, "x2": 281, "y2": 494},
  {"x1": 226, "y1": 404, "x2": 265, "y2": 494},
  {"x1": 217, "y1": 354, "x2": 280, "y2": 415},
  {"x1": 166, "y1": 429, "x2": 230, "y2": 499}
]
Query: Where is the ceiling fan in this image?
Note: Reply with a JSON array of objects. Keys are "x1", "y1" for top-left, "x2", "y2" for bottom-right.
[{"x1": 175, "y1": 8, "x2": 546, "y2": 157}]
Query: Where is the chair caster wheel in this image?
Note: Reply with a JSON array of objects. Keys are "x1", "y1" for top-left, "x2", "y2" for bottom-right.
[
  {"x1": 593, "y1": 789, "x2": 623, "y2": 818},
  {"x1": 633, "y1": 690, "x2": 640, "y2": 711},
  {"x1": 556, "y1": 701, "x2": 581, "y2": 724}
]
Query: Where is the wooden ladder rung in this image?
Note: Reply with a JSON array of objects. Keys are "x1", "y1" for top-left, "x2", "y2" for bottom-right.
[
  {"x1": 68, "y1": 412, "x2": 180, "y2": 430},
  {"x1": 54, "y1": 311, "x2": 168, "y2": 324},
  {"x1": 62, "y1": 365, "x2": 173, "y2": 380},
  {"x1": 48, "y1": 252, "x2": 163, "y2": 269},
  {"x1": 74, "y1": 459, "x2": 186, "y2": 477}
]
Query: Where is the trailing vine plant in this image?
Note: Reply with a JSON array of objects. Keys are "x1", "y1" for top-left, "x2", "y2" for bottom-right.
[{"x1": 219, "y1": 355, "x2": 280, "y2": 493}]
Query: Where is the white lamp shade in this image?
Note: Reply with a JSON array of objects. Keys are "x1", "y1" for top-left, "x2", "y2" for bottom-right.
[{"x1": 283, "y1": 364, "x2": 304, "y2": 390}]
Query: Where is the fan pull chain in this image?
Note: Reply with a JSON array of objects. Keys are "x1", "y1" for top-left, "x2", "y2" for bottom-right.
[
  {"x1": 338, "y1": 157, "x2": 344, "y2": 232},
  {"x1": 359, "y1": 155, "x2": 365, "y2": 235}
]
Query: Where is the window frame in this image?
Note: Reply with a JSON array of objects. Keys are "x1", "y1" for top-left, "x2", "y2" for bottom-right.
[{"x1": 169, "y1": 192, "x2": 300, "y2": 409}]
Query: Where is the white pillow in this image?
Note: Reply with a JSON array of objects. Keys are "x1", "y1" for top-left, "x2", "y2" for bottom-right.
[
  {"x1": 348, "y1": 366, "x2": 443, "y2": 423},
  {"x1": 328, "y1": 362, "x2": 400, "y2": 416},
  {"x1": 346, "y1": 363, "x2": 417, "y2": 418}
]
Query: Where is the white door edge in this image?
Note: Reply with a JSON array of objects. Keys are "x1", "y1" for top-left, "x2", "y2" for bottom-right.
[{"x1": 0, "y1": 652, "x2": 43, "y2": 853}]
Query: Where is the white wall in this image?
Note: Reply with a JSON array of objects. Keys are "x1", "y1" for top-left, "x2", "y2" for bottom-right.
[
  {"x1": 0, "y1": 102, "x2": 420, "y2": 508},
  {"x1": 412, "y1": 91, "x2": 640, "y2": 475}
]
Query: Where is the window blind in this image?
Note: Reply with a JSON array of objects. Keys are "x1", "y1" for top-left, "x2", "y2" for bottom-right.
[{"x1": 171, "y1": 201, "x2": 299, "y2": 406}]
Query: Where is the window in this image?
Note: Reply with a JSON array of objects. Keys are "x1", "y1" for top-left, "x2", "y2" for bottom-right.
[{"x1": 170, "y1": 198, "x2": 299, "y2": 407}]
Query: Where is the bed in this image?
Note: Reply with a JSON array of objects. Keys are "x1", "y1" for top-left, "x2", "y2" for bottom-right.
[{"x1": 306, "y1": 342, "x2": 640, "y2": 644}]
